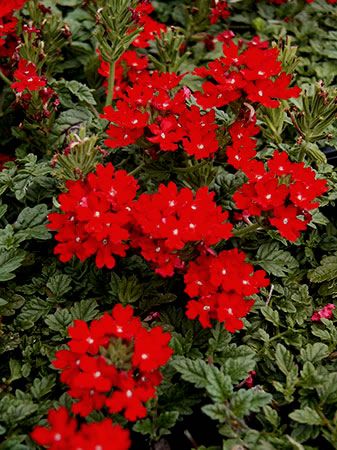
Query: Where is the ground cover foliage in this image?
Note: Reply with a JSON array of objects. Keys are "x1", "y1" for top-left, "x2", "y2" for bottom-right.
[{"x1": 1, "y1": 0, "x2": 337, "y2": 449}]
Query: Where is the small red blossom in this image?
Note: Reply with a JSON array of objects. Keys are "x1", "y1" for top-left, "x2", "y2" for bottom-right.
[
  {"x1": 311, "y1": 304, "x2": 335, "y2": 322},
  {"x1": 11, "y1": 59, "x2": 46, "y2": 93}
]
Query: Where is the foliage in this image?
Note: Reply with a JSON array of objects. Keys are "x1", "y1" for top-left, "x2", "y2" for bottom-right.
[{"x1": 1, "y1": 0, "x2": 337, "y2": 449}]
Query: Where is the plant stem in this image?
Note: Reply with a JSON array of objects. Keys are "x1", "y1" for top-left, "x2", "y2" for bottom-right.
[
  {"x1": 0, "y1": 70, "x2": 12, "y2": 86},
  {"x1": 129, "y1": 162, "x2": 145, "y2": 176},
  {"x1": 105, "y1": 60, "x2": 116, "y2": 107},
  {"x1": 233, "y1": 222, "x2": 262, "y2": 238}
]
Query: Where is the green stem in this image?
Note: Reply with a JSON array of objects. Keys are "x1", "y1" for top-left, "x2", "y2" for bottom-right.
[
  {"x1": 233, "y1": 222, "x2": 262, "y2": 238},
  {"x1": 105, "y1": 60, "x2": 116, "y2": 107},
  {"x1": 129, "y1": 162, "x2": 145, "y2": 176},
  {"x1": 0, "y1": 70, "x2": 12, "y2": 86}
]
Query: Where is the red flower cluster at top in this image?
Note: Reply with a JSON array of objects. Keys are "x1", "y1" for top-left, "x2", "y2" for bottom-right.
[
  {"x1": 101, "y1": 70, "x2": 220, "y2": 159},
  {"x1": 47, "y1": 163, "x2": 138, "y2": 269},
  {"x1": 194, "y1": 41, "x2": 301, "y2": 109},
  {"x1": 101, "y1": 38, "x2": 301, "y2": 160},
  {"x1": 31, "y1": 408, "x2": 130, "y2": 450},
  {"x1": 232, "y1": 148, "x2": 328, "y2": 241},
  {"x1": 131, "y1": 182, "x2": 233, "y2": 276},
  {"x1": 52, "y1": 304, "x2": 172, "y2": 420},
  {"x1": 184, "y1": 248, "x2": 269, "y2": 332}
]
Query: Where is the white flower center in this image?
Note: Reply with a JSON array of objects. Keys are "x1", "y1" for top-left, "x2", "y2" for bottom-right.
[{"x1": 54, "y1": 433, "x2": 62, "y2": 442}]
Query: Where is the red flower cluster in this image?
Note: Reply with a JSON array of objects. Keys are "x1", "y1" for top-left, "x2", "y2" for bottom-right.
[
  {"x1": 11, "y1": 59, "x2": 46, "y2": 93},
  {"x1": 47, "y1": 166, "x2": 233, "y2": 273},
  {"x1": 31, "y1": 407, "x2": 130, "y2": 450},
  {"x1": 130, "y1": 1, "x2": 166, "y2": 48},
  {"x1": 233, "y1": 149, "x2": 328, "y2": 241},
  {"x1": 194, "y1": 41, "x2": 301, "y2": 109},
  {"x1": 131, "y1": 182, "x2": 233, "y2": 276},
  {"x1": 53, "y1": 304, "x2": 172, "y2": 420},
  {"x1": 47, "y1": 163, "x2": 138, "y2": 268},
  {"x1": 101, "y1": 69, "x2": 220, "y2": 159},
  {"x1": 209, "y1": 0, "x2": 230, "y2": 24},
  {"x1": 184, "y1": 248, "x2": 269, "y2": 332},
  {"x1": 0, "y1": 0, "x2": 26, "y2": 18}
]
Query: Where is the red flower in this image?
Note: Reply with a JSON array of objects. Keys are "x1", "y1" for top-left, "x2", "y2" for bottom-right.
[
  {"x1": 133, "y1": 327, "x2": 173, "y2": 372},
  {"x1": 269, "y1": 206, "x2": 308, "y2": 241},
  {"x1": 106, "y1": 372, "x2": 153, "y2": 421},
  {"x1": 31, "y1": 407, "x2": 77, "y2": 450},
  {"x1": 11, "y1": 59, "x2": 46, "y2": 93},
  {"x1": 148, "y1": 116, "x2": 185, "y2": 151},
  {"x1": 210, "y1": 0, "x2": 230, "y2": 24},
  {"x1": 74, "y1": 419, "x2": 131, "y2": 450},
  {"x1": 311, "y1": 303, "x2": 335, "y2": 322},
  {"x1": 31, "y1": 410, "x2": 131, "y2": 450},
  {"x1": 68, "y1": 320, "x2": 109, "y2": 355},
  {"x1": 99, "y1": 303, "x2": 142, "y2": 340},
  {"x1": 0, "y1": 0, "x2": 26, "y2": 18}
]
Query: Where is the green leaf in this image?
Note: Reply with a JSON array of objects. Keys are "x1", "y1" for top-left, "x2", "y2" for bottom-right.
[
  {"x1": 300, "y1": 343, "x2": 330, "y2": 363},
  {"x1": 0, "y1": 249, "x2": 26, "y2": 282},
  {"x1": 260, "y1": 306, "x2": 280, "y2": 326},
  {"x1": 46, "y1": 274, "x2": 72, "y2": 298},
  {"x1": 231, "y1": 389, "x2": 272, "y2": 418},
  {"x1": 70, "y1": 299, "x2": 99, "y2": 321},
  {"x1": 289, "y1": 406, "x2": 324, "y2": 426},
  {"x1": 44, "y1": 309, "x2": 73, "y2": 334},
  {"x1": 275, "y1": 344, "x2": 296, "y2": 376},
  {"x1": 14, "y1": 204, "x2": 48, "y2": 231},
  {"x1": 308, "y1": 254, "x2": 337, "y2": 283},
  {"x1": 9, "y1": 359, "x2": 22, "y2": 383},
  {"x1": 201, "y1": 403, "x2": 227, "y2": 421},
  {"x1": 205, "y1": 367, "x2": 233, "y2": 402},
  {"x1": 31, "y1": 375, "x2": 56, "y2": 399},
  {"x1": 171, "y1": 357, "x2": 209, "y2": 388},
  {"x1": 256, "y1": 242, "x2": 299, "y2": 277},
  {"x1": 53, "y1": 79, "x2": 97, "y2": 108}
]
